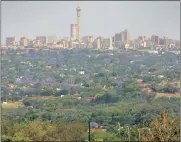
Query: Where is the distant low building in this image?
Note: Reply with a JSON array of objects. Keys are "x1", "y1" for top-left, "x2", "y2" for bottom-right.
[
  {"x1": 72, "y1": 93, "x2": 81, "y2": 99},
  {"x1": 6, "y1": 36, "x2": 16, "y2": 46},
  {"x1": 137, "y1": 79, "x2": 143, "y2": 84},
  {"x1": 47, "y1": 35, "x2": 58, "y2": 44},
  {"x1": 20, "y1": 37, "x2": 29, "y2": 47},
  {"x1": 88, "y1": 96, "x2": 97, "y2": 101},
  {"x1": 72, "y1": 41, "x2": 79, "y2": 48},
  {"x1": 36, "y1": 36, "x2": 48, "y2": 45},
  {"x1": 148, "y1": 50, "x2": 159, "y2": 54},
  {"x1": 143, "y1": 41, "x2": 148, "y2": 48},
  {"x1": 79, "y1": 71, "x2": 85, "y2": 75},
  {"x1": 141, "y1": 88, "x2": 152, "y2": 93},
  {"x1": 125, "y1": 43, "x2": 130, "y2": 49}
]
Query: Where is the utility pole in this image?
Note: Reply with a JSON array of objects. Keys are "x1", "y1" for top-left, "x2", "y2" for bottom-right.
[{"x1": 88, "y1": 120, "x2": 91, "y2": 141}]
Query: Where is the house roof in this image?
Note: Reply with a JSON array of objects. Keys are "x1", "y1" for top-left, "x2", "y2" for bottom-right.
[
  {"x1": 87, "y1": 128, "x2": 107, "y2": 132},
  {"x1": 141, "y1": 88, "x2": 152, "y2": 93},
  {"x1": 72, "y1": 93, "x2": 81, "y2": 97},
  {"x1": 88, "y1": 96, "x2": 96, "y2": 100},
  {"x1": 90, "y1": 122, "x2": 98, "y2": 128}
]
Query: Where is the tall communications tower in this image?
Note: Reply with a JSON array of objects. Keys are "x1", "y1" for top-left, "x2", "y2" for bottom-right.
[{"x1": 76, "y1": 6, "x2": 81, "y2": 41}]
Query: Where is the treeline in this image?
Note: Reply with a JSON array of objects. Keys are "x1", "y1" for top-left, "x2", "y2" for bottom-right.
[
  {"x1": 2, "y1": 119, "x2": 85, "y2": 141},
  {"x1": 1, "y1": 112, "x2": 180, "y2": 142}
]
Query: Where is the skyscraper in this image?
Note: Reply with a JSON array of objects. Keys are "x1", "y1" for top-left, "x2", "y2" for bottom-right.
[
  {"x1": 121, "y1": 29, "x2": 130, "y2": 42},
  {"x1": 76, "y1": 6, "x2": 81, "y2": 41},
  {"x1": 70, "y1": 24, "x2": 78, "y2": 41},
  {"x1": 151, "y1": 35, "x2": 160, "y2": 45},
  {"x1": 114, "y1": 33, "x2": 122, "y2": 42},
  {"x1": 115, "y1": 29, "x2": 130, "y2": 43},
  {"x1": 102, "y1": 38, "x2": 113, "y2": 49}
]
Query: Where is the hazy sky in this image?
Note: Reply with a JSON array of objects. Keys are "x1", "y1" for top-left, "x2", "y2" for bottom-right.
[{"x1": 2, "y1": 1, "x2": 180, "y2": 43}]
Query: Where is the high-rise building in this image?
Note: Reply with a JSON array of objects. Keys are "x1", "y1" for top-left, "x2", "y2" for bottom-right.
[
  {"x1": 163, "y1": 37, "x2": 170, "y2": 45},
  {"x1": 122, "y1": 29, "x2": 130, "y2": 42},
  {"x1": 20, "y1": 37, "x2": 29, "y2": 47},
  {"x1": 76, "y1": 6, "x2": 81, "y2": 41},
  {"x1": 159, "y1": 38, "x2": 165, "y2": 45},
  {"x1": 94, "y1": 37, "x2": 103, "y2": 49},
  {"x1": 114, "y1": 33, "x2": 122, "y2": 42},
  {"x1": 151, "y1": 35, "x2": 160, "y2": 45},
  {"x1": 102, "y1": 38, "x2": 113, "y2": 49},
  {"x1": 115, "y1": 29, "x2": 130, "y2": 43},
  {"x1": 6, "y1": 37, "x2": 16, "y2": 46},
  {"x1": 70, "y1": 24, "x2": 78, "y2": 41},
  {"x1": 36, "y1": 36, "x2": 48, "y2": 45},
  {"x1": 143, "y1": 36, "x2": 147, "y2": 41}
]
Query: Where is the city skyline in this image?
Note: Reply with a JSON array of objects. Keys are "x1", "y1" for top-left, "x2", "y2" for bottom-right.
[{"x1": 2, "y1": 1, "x2": 180, "y2": 44}]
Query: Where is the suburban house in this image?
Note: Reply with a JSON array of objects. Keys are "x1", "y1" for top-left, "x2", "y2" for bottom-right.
[
  {"x1": 88, "y1": 96, "x2": 97, "y2": 101},
  {"x1": 72, "y1": 93, "x2": 81, "y2": 99},
  {"x1": 137, "y1": 79, "x2": 143, "y2": 84},
  {"x1": 87, "y1": 128, "x2": 107, "y2": 132},
  {"x1": 141, "y1": 88, "x2": 152, "y2": 93}
]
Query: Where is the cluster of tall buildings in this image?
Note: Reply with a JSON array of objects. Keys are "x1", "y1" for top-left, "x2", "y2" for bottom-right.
[
  {"x1": 3, "y1": 6, "x2": 180, "y2": 50},
  {"x1": 4, "y1": 33, "x2": 180, "y2": 50},
  {"x1": 131, "y1": 35, "x2": 180, "y2": 49},
  {"x1": 114, "y1": 29, "x2": 130, "y2": 43}
]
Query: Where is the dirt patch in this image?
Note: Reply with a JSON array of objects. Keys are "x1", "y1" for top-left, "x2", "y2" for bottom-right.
[
  {"x1": 159, "y1": 81, "x2": 180, "y2": 88},
  {"x1": 176, "y1": 81, "x2": 180, "y2": 88},
  {"x1": 2, "y1": 102, "x2": 24, "y2": 108},
  {"x1": 155, "y1": 93, "x2": 180, "y2": 98}
]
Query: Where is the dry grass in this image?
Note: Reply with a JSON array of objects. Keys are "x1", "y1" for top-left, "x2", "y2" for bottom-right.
[
  {"x1": 176, "y1": 81, "x2": 180, "y2": 88},
  {"x1": 2, "y1": 102, "x2": 24, "y2": 108},
  {"x1": 155, "y1": 93, "x2": 180, "y2": 98}
]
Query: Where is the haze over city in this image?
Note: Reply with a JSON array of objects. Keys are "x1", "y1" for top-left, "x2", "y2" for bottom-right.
[
  {"x1": 2, "y1": 1, "x2": 180, "y2": 43},
  {"x1": 1, "y1": 1, "x2": 180, "y2": 141}
]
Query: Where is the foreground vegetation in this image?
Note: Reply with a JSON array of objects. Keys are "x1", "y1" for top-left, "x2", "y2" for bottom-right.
[
  {"x1": 1, "y1": 48, "x2": 180, "y2": 141},
  {"x1": 2, "y1": 112, "x2": 179, "y2": 141}
]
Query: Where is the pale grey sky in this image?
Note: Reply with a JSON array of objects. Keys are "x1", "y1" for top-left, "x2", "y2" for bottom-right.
[{"x1": 1, "y1": 1, "x2": 180, "y2": 43}]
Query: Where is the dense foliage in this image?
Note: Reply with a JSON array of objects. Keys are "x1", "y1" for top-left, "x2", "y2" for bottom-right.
[{"x1": 1, "y1": 48, "x2": 180, "y2": 141}]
